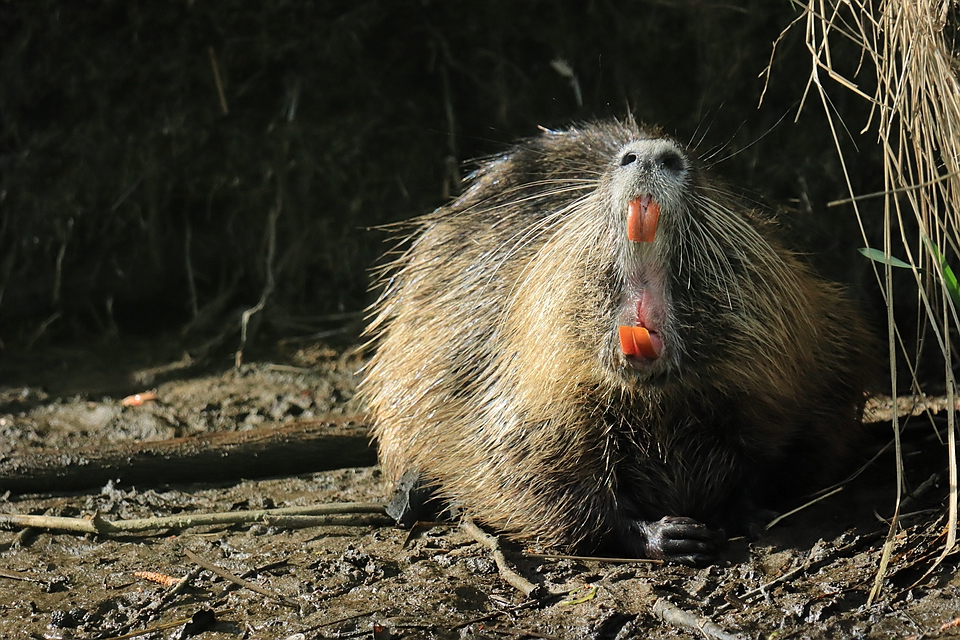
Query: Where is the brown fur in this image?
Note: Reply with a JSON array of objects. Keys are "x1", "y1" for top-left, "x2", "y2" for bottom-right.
[{"x1": 362, "y1": 119, "x2": 872, "y2": 559}]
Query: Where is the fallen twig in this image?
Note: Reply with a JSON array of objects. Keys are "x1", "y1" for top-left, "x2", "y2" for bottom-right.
[
  {"x1": 451, "y1": 611, "x2": 505, "y2": 631},
  {"x1": 765, "y1": 486, "x2": 844, "y2": 530},
  {"x1": 0, "y1": 568, "x2": 47, "y2": 584},
  {"x1": 183, "y1": 548, "x2": 297, "y2": 608},
  {"x1": 0, "y1": 502, "x2": 387, "y2": 536},
  {"x1": 295, "y1": 608, "x2": 384, "y2": 636},
  {"x1": 102, "y1": 608, "x2": 225, "y2": 640},
  {"x1": 214, "y1": 560, "x2": 289, "y2": 599},
  {"x1": 485, "y1": 627, "x2": 560, "y2": 640},
  {"x1": 652, "y1": 598, "x2": 743, "y2": 640},
  {"x1": 163, "y1": 566, "x2": 204, "y2": 602},
  {"x1": 523, "y1": 551, "x2": 662, "y2": 565},
  {"x1": 262, "y1": 514, "x2": 393, "y2": 528},
  {"x1": 102, "y1": 616, "x2": 199, "y2": 640},
  {"x1": 461, "y1": 519, "x2": 546, "y2": 599}
]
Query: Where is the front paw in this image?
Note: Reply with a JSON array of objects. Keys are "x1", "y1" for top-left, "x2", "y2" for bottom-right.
[{"x1": 633, "y1": 516, "x2": 726, "y2": 566}]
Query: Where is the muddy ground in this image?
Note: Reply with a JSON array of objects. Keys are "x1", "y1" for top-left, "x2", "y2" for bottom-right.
[{"x1": 0, "y1": 338, "x2": 958, "y2": 640}]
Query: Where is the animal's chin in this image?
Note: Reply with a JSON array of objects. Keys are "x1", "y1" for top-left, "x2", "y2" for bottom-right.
[
  {"x1": 622, "y1": 349, "x2": 663, "y2": 371},
  {"x1": 617, "y1": 359, "x2": 674, "y2": 389}
]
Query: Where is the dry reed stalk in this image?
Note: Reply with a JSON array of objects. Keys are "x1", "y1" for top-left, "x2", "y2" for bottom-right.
[{"x1": 771, "y1": 0, "x2": 960, "y2": 604}]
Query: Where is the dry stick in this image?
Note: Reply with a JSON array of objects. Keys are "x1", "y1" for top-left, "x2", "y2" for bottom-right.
[
  {"x1": 235, "y1": 191, "x2": 280, "y2": 369},
  {"x1": 296, "y1": 608, "x2": 384, "y2": 636},
  {"x1": 51, "y1": 218, "x2": 72, "y2": 305},
  {"x1": 262, "y1": 514, "x2": 393, "y2": 528},
  {"x1": 164, "y1": 566, "x2": 204, "y2": 602},
  {"x1": 652, "y1": 598, "x2": 743, "y2": 640},
  {"x1": 485, "y1": 627, "x2": 560, "y2": 640},
  {"x1": 0, "y1": 502, "x2": 386, "y2": 536},
  {"x1": 25, "y1": 310, "x2": 61, "y2": 350},
  {"x1": 215, "y1": 560, "x2": 289, "y2": 599},
  {"x1": 735, "y1": 562, "x2": 808, "y2": 607},
  {"x1": 207, "y1": 46, "x2": 229, "y2": 115},
  {"x1": 461, "y1": 519, "x2": 544, "y2": 598},
  {"x1": 101, "y1": 614, "x2": 214, "y2": 640},
  {"x1": 765, "y1": 486, "x2": 844, "y2": 530},
  {"x1": 183, "y1": 548, "x2": 297, "y2": 608},
  {"x1": 827, "y1": 170, "x2": 960, "y2": 207},
  {"x1": 523, "y1": 551, "x2": 663, "y2": 565},
  {"x1": 0, "y1": 568, "x2": 47, "y2": 584},
  {"x1": 451, "y1": 611, "x2": 505, "y2": 631},
  {"x1": 132, "y1": 351, "x2": 195, "y2": 385},
  {"x1": 12, "y1": 526, "x2": 35, "y2": 549},
  {"x1": 184, "y1": 220, "x2": 199, "y2": 318}
]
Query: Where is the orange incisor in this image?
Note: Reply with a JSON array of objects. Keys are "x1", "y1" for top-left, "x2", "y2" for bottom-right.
[
  {"x1": 618, "y1": 325, "x2": 659, "y2": 359},
  {"x1": 626, "y1": 197, "x2": 659, "y2": 243}
]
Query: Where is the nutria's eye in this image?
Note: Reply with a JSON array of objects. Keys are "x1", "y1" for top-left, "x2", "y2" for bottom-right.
[
  {"x1": 620, "y1": 152, "x2": 638, "y2": 166},
  {"x1": 658, "y1": 150, "x2": 685, "y2": 174}
]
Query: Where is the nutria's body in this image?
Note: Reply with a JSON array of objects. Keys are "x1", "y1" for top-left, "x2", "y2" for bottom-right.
[{"x1": 362, "y1": 119, "x2": 872, "y2": 564}]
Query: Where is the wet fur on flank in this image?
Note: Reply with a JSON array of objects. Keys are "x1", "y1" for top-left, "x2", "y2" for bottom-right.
[{"x1": 362, "y1": 118, "x2": 872, "y2": 560}]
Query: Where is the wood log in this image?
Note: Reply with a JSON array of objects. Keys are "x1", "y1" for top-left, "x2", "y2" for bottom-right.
[{"x1": 0, "y1": 417, "x2": 374, "y2": 495}]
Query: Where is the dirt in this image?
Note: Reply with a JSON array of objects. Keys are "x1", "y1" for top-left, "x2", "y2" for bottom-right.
[{"x1": 1, "y1": 338, "x2": 958, "y2": 640}]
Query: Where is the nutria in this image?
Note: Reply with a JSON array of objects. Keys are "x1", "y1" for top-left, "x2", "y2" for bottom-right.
[{"x1": 362, "y1": 118, "x2": 872, "y2": 565}]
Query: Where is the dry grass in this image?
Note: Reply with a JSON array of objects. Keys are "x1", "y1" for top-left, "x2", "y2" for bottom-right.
[{"x1": 775, "y1": 0, "x2": 960, "y2": 602}]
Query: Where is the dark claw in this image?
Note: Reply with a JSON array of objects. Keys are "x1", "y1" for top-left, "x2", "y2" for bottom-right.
[
  {"x1": 633, "y1": 516, "x2": 726, "y2": 566},
  {"x1": 385, "y1": 469, "x2": 443, "y2": 527}
]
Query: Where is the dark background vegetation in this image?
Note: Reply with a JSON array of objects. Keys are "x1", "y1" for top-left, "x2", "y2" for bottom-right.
[{"x1": 0, "y1": 0, "x2": 887, "y2": 351}]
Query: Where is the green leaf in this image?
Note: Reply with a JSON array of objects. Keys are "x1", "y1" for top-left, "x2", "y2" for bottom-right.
[
  {"x1": 942, "y1": 262, "x2": 960, "y2": 310},
  {"x1": 858, "y1": 247, "x2": 914, "y2": 269},
  {"x1": 920, "y1": 239, "x2": 960, "y2": 310}
]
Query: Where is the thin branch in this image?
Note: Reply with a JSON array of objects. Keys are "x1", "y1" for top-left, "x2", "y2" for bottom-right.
[
  {"x1": 523, "y1": 551, "x2": 663, "y2": 565},
  {"x1": 461, "y1": 519, "x2": 546, "y2": 599},
  {"x1": 652, "y1": 598, "x2": 744, "y2": 640},
  {"x1": 765, "y1": 487, "x2": 844, "y2": 530},
  {"x1": 0, "y1": 502, "x2": 387, "y2": 536},
  {"x1": 183, "y1": 548, "x2": 296, "y2": 608},
  {"x1": 207, "y1": 46, "x2": 229, "y2": 115},
  {"x1": 236, "y1": 191, "x2": 281, "y2": 368}
]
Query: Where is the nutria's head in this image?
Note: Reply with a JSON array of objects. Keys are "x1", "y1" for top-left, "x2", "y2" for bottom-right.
[
  {"x1": 474, "y1": 119, "x2": 820, "y2": 398},
  {"x1": 604, "y1": 136, "x2": 691, "y2": 376}
]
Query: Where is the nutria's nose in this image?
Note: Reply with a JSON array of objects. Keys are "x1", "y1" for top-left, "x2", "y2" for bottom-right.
[{"x1": 618, "y1": 141, "x2": 687, "y2": 176}]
